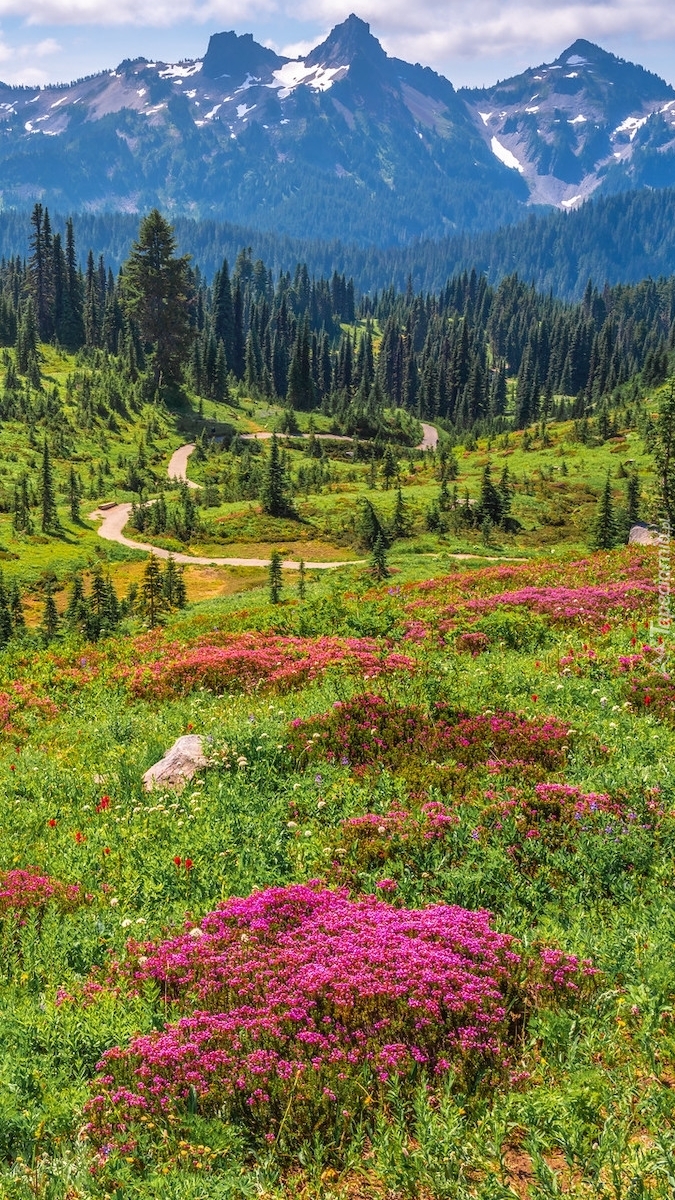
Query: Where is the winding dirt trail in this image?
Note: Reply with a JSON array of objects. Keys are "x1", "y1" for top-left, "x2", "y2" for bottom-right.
[
  {"x1": 91, "y1": 423, "x2": 439, "y2": 569},
  {"x1": 240, "y1": 422, "x2": 439, "y2": 451}
]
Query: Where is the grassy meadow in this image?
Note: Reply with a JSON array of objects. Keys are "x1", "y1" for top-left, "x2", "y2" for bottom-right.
[{"x1": 2, "y1": 338, "x2": 675, "y2": 1197}]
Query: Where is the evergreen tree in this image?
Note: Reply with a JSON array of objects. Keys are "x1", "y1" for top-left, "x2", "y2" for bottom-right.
[
  {"x1": 12, "y1": 475, "x2": 33, "y2": 535},
  {"x1": 9, "y1": 581, "x2": 24, "y2": 631},
  {"x1": 391, "y1": 486, "x2": 410, "y2": 538},
  {"x1": 141, "y1": 554, "x2": 165, "y2": 628},
  {"x1": 268, "y1": 550, "x2": 283, "y2": 604},
  {"x1": 41, "y1": 584, "x2": 59, "y2": 641},
  {"x1": 163, "y1": 555, "x2": 184, "y2": 607},
  {"x1": 287, "y1": 316, "x2": 315, "y2": 410},
  {"x1": 626, "y1": 473, "x2": 640, "y2": 525},
  {"x1": 654, "y1": 382, "x2": 675, "y2": 526},
  {"x1": 370, "y1": 534, "x2": 390, "y2": 580},
  {"x1": 358, "y1": 498, "x2": 388, "y2": 550},
  {"x1": 40, "y1": 439, "x2": 58, "y2": 533},
  {"x1": 297, "y1": 559, "x2": 306, "y2": 600},
  {"x1": 173, "y1": 565, "x2": 187, "y2": 609},
  {"x1": 122, "y1": 210, "x2": 194, "y2": 386},
  {"x1": 0, "y1": 571, "x2": 12, "y2": 647},
  {"x1": 260, "y1": 434, "x2": 291, "y2": 517},
  {"x1": 381, "y1": 444, "x2": 398, "y2": 490},
  {"x1": 65, "y1": 574, "x2": 87, "y2": 628},
  {"x1": 591, "y1": 474, "x2": 617, "y2": 550},
  {"x1": 68, "y1": 466, "x2": 81, "y2": 522},
  {"x1": 476, "y1": 463, "x2": 503, "y2": 526}
]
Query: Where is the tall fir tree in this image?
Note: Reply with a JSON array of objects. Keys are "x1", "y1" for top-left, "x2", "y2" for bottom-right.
[
  {"x1": 122, "y1": 210, "x2": 194, "y2": 386},
  {"x1": 268, "y1": 550, "x2": 283, "y2": 604},
  {"x1": 591, "y1": 473, "x2": 617, "y2": 550},
  {"x1": 40, "y1": 439, "x2": 58, "y2": 533}
]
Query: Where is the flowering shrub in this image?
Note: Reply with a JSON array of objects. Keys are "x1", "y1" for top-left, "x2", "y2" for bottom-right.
[
  {"x1": 288, "y1": 694, "x2": 572, "y2": 785},
  {"x1": 626, "y1": 669, "x2": 675, "y2": 722},
  {"x1": 121, "y1": 636, "x2": 415, "y2": 699},
  {"x1": 461, "y1": 580, "x2": 655, "y2": 627},
  {"x1": 478, "y1": 782, "x2": 666, "y2": 868},
  {"x1": 397, "y1": 550, "x2": 657, "y2": 635},
  {"x1": 325, "y1": 802, "x2": 459, "y2": 878},
  {"x1": 0, "y1": 681, "x2": 59, "y2": 739},
  {"x1": 455, "y1": 631, "x2": 490, "y2": 656},
  {"x1": 0, "y1": 868, "x2": 82, "y2": 916},
  {"x1": 85, "y1": 884, "x2": 593, "y2": 1156}
]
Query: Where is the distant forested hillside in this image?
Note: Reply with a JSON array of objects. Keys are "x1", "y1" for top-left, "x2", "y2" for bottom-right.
[{"x1": 2, "y1": 187, "x2": 675, "y2": 301}]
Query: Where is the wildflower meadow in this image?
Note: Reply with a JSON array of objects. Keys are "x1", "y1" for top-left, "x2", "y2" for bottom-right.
[{"x1": 3, "y1": 543, "x2": 675, "y2": 1199}]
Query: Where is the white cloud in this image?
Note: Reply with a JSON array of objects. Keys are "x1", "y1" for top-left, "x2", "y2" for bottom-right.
[
  {"x1": 281, "y1": 1, "x2": 675, "y2": 69},
  {"x1": 0, "y1": 2, "x2": 672, "y2": 86},
  {"x1": 0, "y1": 26, "x2": 60, "y2": 82}
]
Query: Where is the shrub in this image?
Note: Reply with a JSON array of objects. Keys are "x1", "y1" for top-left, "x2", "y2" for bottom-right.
[{"x1": 85, "y1": 884, "x2": 593, "y2": 1159}]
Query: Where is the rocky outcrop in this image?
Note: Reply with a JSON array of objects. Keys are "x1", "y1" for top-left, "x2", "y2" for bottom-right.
[{"x1": 143, "y1": 735, "x2": 209, "y2": 791}]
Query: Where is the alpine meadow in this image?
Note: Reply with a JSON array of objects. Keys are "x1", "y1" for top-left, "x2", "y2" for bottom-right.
[{"x1": 3, "y1": 12, "x2": 675, "y2": 1200}]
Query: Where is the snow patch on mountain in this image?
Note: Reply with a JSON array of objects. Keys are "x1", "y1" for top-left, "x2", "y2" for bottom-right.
[
  {"x1": 159, "y1": 62, "x2": 203, "y2": 80},
  {"x1": 269, "y1": 61, "x2": 347, "y2": 100},
  {"x1": 614, "y1": 115, "x2": 649, "y2": 140},
  {"x1": 490, "y1": 136, "x2": 524, "y2": 172}
]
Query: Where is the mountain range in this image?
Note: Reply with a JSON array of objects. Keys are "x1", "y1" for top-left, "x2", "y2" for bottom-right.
[{"x1": 0, "y1": 14, "x2": 674, "y2": 244}]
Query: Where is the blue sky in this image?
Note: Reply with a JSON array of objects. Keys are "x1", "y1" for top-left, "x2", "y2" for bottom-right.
[{"x1": 0, "y1": 4, "x2": 673, "y2": 89}]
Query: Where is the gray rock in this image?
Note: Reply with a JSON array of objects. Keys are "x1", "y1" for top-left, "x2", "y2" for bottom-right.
[
  {"x1": 628, "y1": 522, "x2": 661, "y2": 546},
  {"x1": 143, "y1": 735, "x2": 209, "y2": 791}
]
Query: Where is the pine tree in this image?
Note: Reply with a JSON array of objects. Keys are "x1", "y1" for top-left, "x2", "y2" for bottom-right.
[
  {"x1": 268, "y1": 550, "x2": 283, "y2": 604},
  {"x1": 68, "y1": 466, "x2": 81, "y2": 522},
  {"x1": 260, "y1": 434, "x2": 291, "y2": 517},
  {"x1": 90, "y1": 565, "x2": 108, "y2": 622},
  {"x1": 370, "y1": 534, "x2": 390, "y2": 580},
  {"x1": 141, "y1": 554, "x2": 165, "y2": 628},
  {"x1": 591, "y1": 474, "x2": 617, "y2": 550},
  {"x1": 8, "y1": 581, "x2": 24, "y2": 631},
  {"x1": 40, "y1": 439, "x2": 58, "y2": 533},
  {"x1": 358, "y1": 498, "x2": 388, "y2": 550},
  {"x1": 381, "y1": 444, "x2": 398, "y2": 490},
  {"x1": 173, "y1": 565, "x2": 187, "y2": 609},
  {"x1": 42, "y1": 584, "x2": 59, "y2": 641},
  {"x1": 163, "y1": 555, "x2": 182, "y2": 607},
  {"x1": 122, "y1": 210, "x2": 194, "y2": 386},
  {"x1": 654, "y1": 382, "x2": 675, "y2": 525},
  {"x1": 12, "y1": 475, "x2": 33, "y2": 535},
  {"x1": 498, "y1": 465, "x2": 512, "y2": 520},
  {"x1": 297, "y1": 559, "x2": 306, "y2": 600},
  {"x1": 626, "y1": 473, "x2": 640, "y2": 525},
  {"x1": 391, "y1": 486, "x2": 410, "y2": 538},
  {"x1": 65, "y1": 574, "x2": 87, "y2": 628},
  {"x1": 477, "y1": 463, "x2": 503, "y2": 526},
  {"x1": 0, "y1": 571, "x2": 12, "y2": 648}
]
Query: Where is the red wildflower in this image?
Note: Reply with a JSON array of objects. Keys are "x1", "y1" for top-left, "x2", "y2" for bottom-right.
[
  {"x1": 173, "y1": 856, "x2": 182, "y2": 867},
  {"x1": 103, "y1": 847, "x2": 111, "y2": 856},
  {"x1": 531, "y1": 695, "x2": 539, "y2": 703},
  {"x1": 184, "y1": 858, "x2": 193, "y2": 872},
  {"x1": 48, "y1": 818, "x2": 57, "y2": 828},
  {"x1": 96, "y1": 796, "x2": 110, "y2": 812},
  {"x1": 74, "y1": 831, "x2": 85, "y2": 844}
]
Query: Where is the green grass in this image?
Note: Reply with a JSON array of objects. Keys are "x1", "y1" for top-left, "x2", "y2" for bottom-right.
[{"x1": 1, "y1": 542, "x2": 675, "y2": 1196}]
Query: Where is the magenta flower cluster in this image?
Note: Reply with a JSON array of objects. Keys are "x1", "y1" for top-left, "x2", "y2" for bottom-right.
[
  {"x1": 122, "y1": 636, "x2": 414, "y2": 699},
  {"x1": 85, "y1": 884, "x2": 590, "y2": 1151},
  {"x1": 288, "y1": 694, "x2": 571, "y2": 777},
  {"x1": 0, "y1": 868, "x2": 81, "y2": 916}
]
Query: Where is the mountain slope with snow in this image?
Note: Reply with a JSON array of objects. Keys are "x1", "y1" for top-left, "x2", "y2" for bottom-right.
[
  {"x1": 0, "y1": 20, "x2": 673, "y2": 239},
  {"x1": 462, "y1": 40, "x2": 675, "y2": 208}
]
